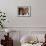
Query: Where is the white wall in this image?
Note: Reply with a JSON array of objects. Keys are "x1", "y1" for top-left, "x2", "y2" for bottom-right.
[
  {"x1": 0, "y1": 0, "x2": 46, "y2": 31},
  {"x1": 0, "y1": 0, "x2": 46, "y2": 27}
]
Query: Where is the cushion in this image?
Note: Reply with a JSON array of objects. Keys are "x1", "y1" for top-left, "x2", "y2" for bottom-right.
[{"x1": 20, "y1": 35, "x2": 37, "y2": 43}]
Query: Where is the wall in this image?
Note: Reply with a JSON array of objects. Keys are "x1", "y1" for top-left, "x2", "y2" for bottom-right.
[{"x1": 0, "y1": 0, "x2": 46, "y2": 28}]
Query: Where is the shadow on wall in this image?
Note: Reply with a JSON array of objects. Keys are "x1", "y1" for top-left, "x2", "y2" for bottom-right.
[{"x1": 13, "y1": 40, "x2": 21, "y2": 46}]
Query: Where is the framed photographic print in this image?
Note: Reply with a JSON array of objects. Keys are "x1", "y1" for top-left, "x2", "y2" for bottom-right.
[{"x1": 18, "y1": 6, "x2": 31, "y2": 17}]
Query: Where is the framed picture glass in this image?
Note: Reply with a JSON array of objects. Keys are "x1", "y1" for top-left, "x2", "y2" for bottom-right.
[{"x1": 18, "y1": 6, "x2": 31, "y2": 17}]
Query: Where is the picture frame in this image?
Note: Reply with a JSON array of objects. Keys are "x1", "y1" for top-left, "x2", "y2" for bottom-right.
[{"x1": 18, "y1": 6, "x2": 31, "y2": 17}]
